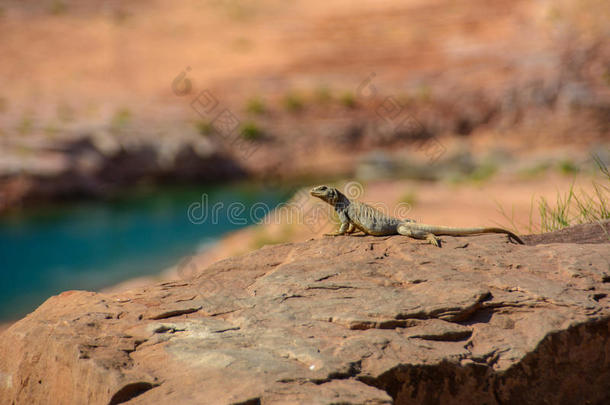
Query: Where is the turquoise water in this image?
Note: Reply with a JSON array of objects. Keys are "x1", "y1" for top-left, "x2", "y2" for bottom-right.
[{"x1": 0, "y1": 185, "x2": 290, "y2": 322}]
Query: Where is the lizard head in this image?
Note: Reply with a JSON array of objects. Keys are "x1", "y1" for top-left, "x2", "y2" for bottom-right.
[{"x1": 310, "y1": 185, "x2": 341, "y2": 204}]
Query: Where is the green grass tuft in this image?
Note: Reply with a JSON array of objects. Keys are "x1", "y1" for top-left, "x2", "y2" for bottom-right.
[
  {"x1": 240, "y1": 122, "x2": 264, "y2": 140},
  {"x1": 399, "y1": 190, "x2": 418, "y2": 206},
  {"x1": 49, "y1": 0, "x2": 68, "y2": 15},
  {"x1": 558, "y1": 159, "x2": 579, "y2": 175},
  {"x1": 415, "y1": 84, "x2": 432, "y2": 103},
  {"x1": 110, "y1": 108, "x2": 132, "y2": 131},
  {"x1": 195, "y1": 120, "x2": 213, "y2": 136},
  {"x1": 283, "y1": 92, "x2": 304, "y2": 113},
  {"x1": 517, "y1": 162, "x2": 551, "y2": 179},
  {"x1": 246, "y1": 97, "x2": 266, "y2": 115},
  {"x1": 314, "y1": 86, "x2": 332, "y2": 103},
  {"x1": 498, "y1": 153, "x2": 610, "y2": 234},
  {"x1": 468, "y1": 162, "x2": 498, "y2": 182},
  {"x1": 339, "y1": 91, "x2": 357, "y2": 108},
  {"x1": 44, "y1": 124, "x2": 60, "y2": 138}
]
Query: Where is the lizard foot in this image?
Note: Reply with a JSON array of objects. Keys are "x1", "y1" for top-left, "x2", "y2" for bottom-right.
[{"x1": 426, "y1": 233, "x2": 442, "y2": 248}]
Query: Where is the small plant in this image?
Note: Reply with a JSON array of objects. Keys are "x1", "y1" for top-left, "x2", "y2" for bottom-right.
[
  {"x1": 110, "y1": 108, "x2": 131, "y2": 131},
  {"x1": 57, "y1": 103, "x2": 74, "y2": 123},
  {"x1": 339, "y1": 91, "x2": 357, "y2": 108},
  {"x1": 494, "y1": 196, "x2": 535, "y2": 235},
  {"x1": 17, "y1": 115, "x2": 34, "y2": 135},
  {"x1": 49, "y1": 0, "x2": 68, "y2": 15},
  {"x1": 468, "y1": 162, "x2": 498, "y2": 182},
  {"x1": 415, "y1": 84, "x2": 432, "y2": 103},
  {"x1": 498, "y1": 153, "x2": 610, "y2": 234},
  {"x1": 451, "y1": 162, "x2": 498, "y2": 183},
  {"x1": 537, "y1": 186, "x2": 575, "y2": 232},
  {"x1": 195, "y1": 120, "x2": 213, "y2": 136},
  {"x1": 283, "y1": 92, "x2": 304, "y2": 113},
  {"x1": 569, "y1": 155, "x2": 610, "y2": 225},
  {"x1": 44, "y1": 124, "x2": 60, "y2": 138},
  {"x1": 517, "y1": 162, "x2": 551, "y2": 179},
  {"x1": 314, "y1": 86, "x2": 332, "y2": 103},
  {"x1": 246, "y1": 97, "x2": 266, "y2": 115},
  {"x1": 558, "y1": 159, "x2": 579, "y2": 175},
  {"x1": 399, "y1": 190, "x2": 418, "y2": 206},
  {"x1": 603, "y1": 69, "x2": 610, "y2": 86},
  {"x1": 112, "y1": 8, "x2": 131, "y2": 25},
  {"x1": 224, "y1": 1, "x2": 253, "y2": 21},
  {"x1": 240, "y1": 121, "x2": 263, "y2": 140}
]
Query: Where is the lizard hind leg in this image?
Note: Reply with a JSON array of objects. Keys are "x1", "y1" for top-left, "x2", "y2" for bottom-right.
[
  {"x1": 425, "y1": 233, "x2": 442, "y2": 248},
  {"x1": 398, "y1": 223, "x2": 442, "y2": 247}
]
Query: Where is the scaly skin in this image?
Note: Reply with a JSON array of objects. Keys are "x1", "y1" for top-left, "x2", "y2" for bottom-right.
[{"x1": 310, "y1": 185, "x2": 524, "y2": 247}]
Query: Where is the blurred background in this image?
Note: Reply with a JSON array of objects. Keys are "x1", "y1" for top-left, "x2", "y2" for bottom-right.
[{"x1": 0, "y1": 0, "x2": 608, "y2": 323}]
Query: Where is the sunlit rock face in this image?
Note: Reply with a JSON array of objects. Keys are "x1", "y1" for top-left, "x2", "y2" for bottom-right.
[{"x1": 1, "y1": 222, "x2": 609, "y2": 404}]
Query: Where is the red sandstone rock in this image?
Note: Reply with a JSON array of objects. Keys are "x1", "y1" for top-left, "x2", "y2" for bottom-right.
[{"x1": 1, "y1": 227, "x2": 609, "y2": 404}]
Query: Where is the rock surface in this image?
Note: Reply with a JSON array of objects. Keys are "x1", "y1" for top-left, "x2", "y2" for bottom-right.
[
  {"x1": 521, "y1": 220, "x2": 610, "y2": 245},
  {"x1": 1, "y1": 229, "x2": 610, "y2": 404}
]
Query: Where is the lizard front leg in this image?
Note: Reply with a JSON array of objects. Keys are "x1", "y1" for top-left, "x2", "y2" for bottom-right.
[
  {"x1": 325, "y1": 210, "x2": 351, "y2": 236},
  {"x1": 324, "y1": 221, "x2": 350, "y2": 236}
]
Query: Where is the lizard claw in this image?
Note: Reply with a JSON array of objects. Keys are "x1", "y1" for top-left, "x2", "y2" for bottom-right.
[{"x1": 426, "y1": 233, "x2": 442, "y2": 248}]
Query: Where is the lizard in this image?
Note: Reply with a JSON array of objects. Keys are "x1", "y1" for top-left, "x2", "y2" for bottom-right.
[{"x1": 310, "y1": 185, "x2": 524, "y2": 247}]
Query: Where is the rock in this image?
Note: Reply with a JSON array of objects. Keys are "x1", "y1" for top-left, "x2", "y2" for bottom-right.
[
  {"x1": 0, "y1": 132, "x2": 246, "y2": 211},
  {"x1": 356, "y1": 151, "x2": 398, "y2": 180},
  {"x1": 1, "y1": 229, "x2": 609, "y2": 404},
  {"x1": 522, "y1": 220, "x2": 610, "y2": 245}
]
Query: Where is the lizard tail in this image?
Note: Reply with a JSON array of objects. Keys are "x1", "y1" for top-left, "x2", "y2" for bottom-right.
[{"x1": 397, "y1": 222, "x2": 525, "y2": 244}]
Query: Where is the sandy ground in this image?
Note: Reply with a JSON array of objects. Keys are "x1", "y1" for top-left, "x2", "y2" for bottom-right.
[
  {"x1": 0, "y1": 0, "x2": 546, "y2": 108},
  {"x1": 1, "y1": 0, "x2": 606, "y2": 144}
]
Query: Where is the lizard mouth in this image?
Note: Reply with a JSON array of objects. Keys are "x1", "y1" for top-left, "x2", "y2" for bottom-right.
[
  {"x1": 310, "y1": 187, "x2": 327, "y2": 198},
  {"x1": 310, "y1": 189, "x2": 322, "y2": 197},
  {"x1": 310, "y1": 185, "x2": 332, "y2": 200}
]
